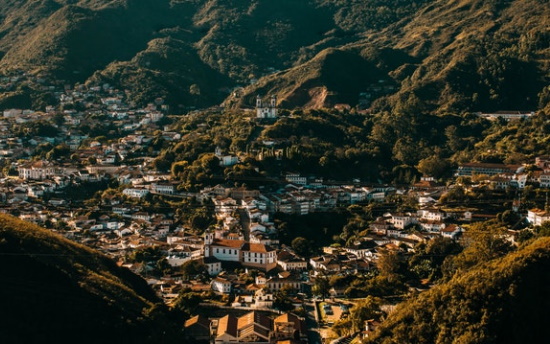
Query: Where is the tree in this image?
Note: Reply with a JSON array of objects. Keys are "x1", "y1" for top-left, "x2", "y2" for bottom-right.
[
  {"x1": 497, "y1": 210, "x2": 520, "y2": 227},
  {"x1": 173, "y1": 291, "x2": 203, "y2": 316},
  {"x1": 171, "y1": 160, "x2": 188, "y2": 178},
  {"x1": 442, "y1": 223, "x2": 512, "y2": 280},
  {"x1": 416, "y1": 155, "x2": 451, "y2": 179},
  {"x1": 312, "y1": 276, "x2": 330, "y2": 301},
  {"x1": 291, "y1": 237, "x2": 312, "y2": 257},
  {"x1": 392, "y1": 137, "x2": 420, "y2": 166},
  {"x1": 181, "y1": 260, "x2": 207, "y2": 280},
  {"x1": 409, "y1": 237, "x2": 462, "y2": 281},
  {"x1": 349, "y1": 296, "x2": 382, "y2": 331},
  {"x1": 156, "y1": 258, "x2": 172, "y2": 276},
  {"x1": 274, "y1": 285, "x2": 295, "y2": 312},
  {"x1": 377, "y1": 250, "x2": 402, "y2": 281}
]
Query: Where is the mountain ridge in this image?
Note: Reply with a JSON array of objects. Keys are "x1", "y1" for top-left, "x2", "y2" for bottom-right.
[{"x1": 0, "y1": 0, "x2": 547, "y2": 112}]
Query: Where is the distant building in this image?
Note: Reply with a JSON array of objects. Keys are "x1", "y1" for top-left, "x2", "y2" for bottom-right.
[
  {"x1": 477, "y1": 111, "x2": 534, "y2": 121},
  {"x1": 527, "y1": 208, "x2": 550, "y2": 226},
  {"x1": 215, "y1": 146, "x2": 239, "y2": 167},
  {"x1": 456, "y1": 163, "x2": 522, "y2": 176},
  {"x1": 256, "y1": 95, "x2": 278, "y2": 119},
  {"x1": 184, "y1": 315, "x2": 211, "y2": 342},
  {"x1": 18, "y1": 161, "x2": 58, "y2": 180}
]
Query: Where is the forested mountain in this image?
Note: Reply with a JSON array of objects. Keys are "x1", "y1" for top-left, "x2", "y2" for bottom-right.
[
  {"x1": 0, "y1": 214, "x2": 183, "y2": 343},
  {"x1": 367, "y1": 236, "x2": 550, "y2": 343},
  {"x1": 0, "y1": 0, "x2": 547, "y2": 112},
  {"x1": 237, "y1": 0, "x2": 550, "y2": 113}
]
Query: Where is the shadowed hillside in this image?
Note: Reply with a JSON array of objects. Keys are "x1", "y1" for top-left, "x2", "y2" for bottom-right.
[
  {"x1": 367, "y1": 236, "x2": 550, "y2": 343},
  {"x1": 0, "y1": 214, "x2": 183, "y2": 343}
]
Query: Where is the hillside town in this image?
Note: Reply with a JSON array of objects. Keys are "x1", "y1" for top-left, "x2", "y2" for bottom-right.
[{"x1": 1, "y1": 74, "x2": 549, "y2": 344}]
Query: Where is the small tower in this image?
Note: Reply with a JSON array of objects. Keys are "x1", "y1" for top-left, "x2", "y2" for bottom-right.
[
  {"x1": 256, "y1": 95, "x2": 262, "y2": 108},
  {"x1": 215, "y1": 146, "x2": 223, "y2": 158},
  {"x1": 204, "y1": 230, "x2": 214, "y2": 245},
  {"x1": 270, "y1": 95, "x2": 277, "y2": 108},
  {"x1": 204, "y1": 230, "x2": 214, "y2": 258}
]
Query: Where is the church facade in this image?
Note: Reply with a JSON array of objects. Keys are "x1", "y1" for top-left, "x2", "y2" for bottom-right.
[{"x1": 256, "y1": 95, "x2": 278, "y2": 119}]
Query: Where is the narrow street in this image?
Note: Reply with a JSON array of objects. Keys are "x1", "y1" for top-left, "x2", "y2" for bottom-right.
[
  {"x1": 238, "y1": 208, "x2": 251, "y2": 241},
  {"x1": 305, "y1": 302, "x2": 323, "y2": 344}
]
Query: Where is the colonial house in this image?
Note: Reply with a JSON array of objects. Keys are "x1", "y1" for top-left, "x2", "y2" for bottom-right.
[
  {"x1": 213, "y1": 196, "x2": 239, "y2": 214},
  {"x1": 456, "y1": 162, "x2": 522, "y2": 176},
  {"x1": 204, "y1": 231, "x2": 278, "y2": 271},
  {"x1": 212, "y1": 311, "x2": 304, "y2": 344},
  {"x1": 184, "y1": 315, "x2": 211, "y2": 342},
  {"x1": 527, "y1": 208, "x2": 550, "y2": 226},
  {"x1": 122, "y1": 188, "x2": 150, "y2": 199},
  {"x1": 211, "y1": 276, "x2": 233, "y2": 294},
  {"x1": 277, "y1": 250, "x2": 308, "y2": 271},
  {"x1": 417, "y1": 208, "x2": 447, "y2": 222},
  {"x1": 214, "y1": 311, "x2": 272, "y2": 344},
  {"x1": 309, "y1": 255, "x2": 341, "y2": 272},
  {"x1": 440, "y1": 224, "x2": 463, "y2": 240},
  {"x1": 344, "y1": 240, "x2": 377, "y2": 259},
  {"x1": 389, "y1": 212, "x2": 418, "y2": 229},
  {"x1": 215, "y1": 146, "x2": 239, "y2": 167},
  {"x1": 273, "y1": 313, "x2": 307, "y2": 342},
  {"x1": 18, "y1": 161, "x2": 59, "y2": 180},
  {"x1": 263, "y1": 277, "x2": 302, "y2": 293},
  {"x1": 151, "y1": 182, "x2": 176, "y2": 195},
  {"x1": 203, "y1": 256, "x2": 223, "y2": 276},
  {"x1": 419, "y1": 220, "x2": 446, "y2": 233}
]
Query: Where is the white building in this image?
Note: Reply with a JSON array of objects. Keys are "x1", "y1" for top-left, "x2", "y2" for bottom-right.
[
  {"x1": 151, "y1": 182, "x2": 175, "y2": 195},
  {"x1": 538, "y1": 173, "x2": 550, "y2": 188},
  {"x1": 256, "y1": 95, "x2": 278, "y2": 119},
  {"x1": 18, "y1": 161, "x2": 58, "y2": 180},
  {"x1": 211, "y1": 277, "x2": 232, "y2": 294},
  {"x1": 123, "y1": 188, "x2": 150, "y2": 199},
  {"x1": 215, "y1": 146, "x2": 239, "y2": 167},
  {"x1": 390, "y1": 213, "x2": 418, "y2": 229},
  {"x1": 204, "y1": 231, "x2": 278, "y2": 271},
  {"x1": 527, "y1": 208, "x2": 550, "y2": 226}
]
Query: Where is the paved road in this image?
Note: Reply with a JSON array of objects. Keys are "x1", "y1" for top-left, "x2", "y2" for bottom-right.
[
  {"x1": 305, "y1": 302, "x2": 323, "y2": 344},
  {"x1": 238, "y1": 208, "x2": 251, "y2": 241}
]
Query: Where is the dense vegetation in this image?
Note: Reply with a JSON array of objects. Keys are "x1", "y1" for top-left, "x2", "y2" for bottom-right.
[
  {"x1": 367, "y1": 236, "x2": 550, "y2": 343},
  {"x1": 0, "y1": 0, "x2": 547, "y2": 112},
  {"x1": 160, "y1": 108, "x2": 548, "y2": 189},
  {"x1": 0, "y1": 214, "x2": 184, "y2": 343}
]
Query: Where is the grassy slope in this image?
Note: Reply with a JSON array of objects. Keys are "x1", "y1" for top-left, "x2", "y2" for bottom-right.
[
  {"x1": 240, "y1": 0, "x2": 550, "y2": 112},
  {"x1": 368, "y1": 237, "x2": 550, "y2": 344},
  {"x1": 0, "y1": 213, "x2": 182, "y2": 343}
]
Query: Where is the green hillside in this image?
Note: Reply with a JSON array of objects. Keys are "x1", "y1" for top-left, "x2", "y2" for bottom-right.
[
  {"x1": 240, "y1": 0, "x2": 550, "y2": 112},
  {"x1": 0, "y1": 214, "x2": 183, "y2": 343},
  {"x1": 367, "y1": 236, "x2": 550, "y2": 343},
  {"x1": 0, "y1": 0, "x2": 547, "y2": 111}
]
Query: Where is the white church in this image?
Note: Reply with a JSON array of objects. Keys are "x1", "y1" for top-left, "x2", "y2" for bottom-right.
[{"x1": 256, "y1": 95, "x2": 278, "y2": 119}]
